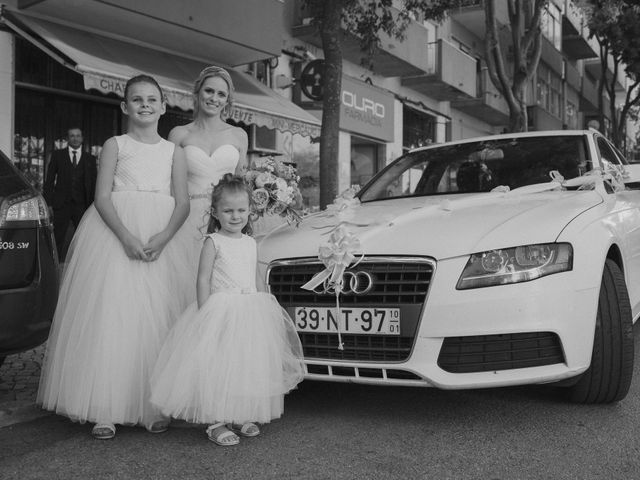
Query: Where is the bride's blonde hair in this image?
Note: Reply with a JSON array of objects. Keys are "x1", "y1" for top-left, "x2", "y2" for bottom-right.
[{"x1": 192, "y1": 66, "x2": 235, "y2": 120}]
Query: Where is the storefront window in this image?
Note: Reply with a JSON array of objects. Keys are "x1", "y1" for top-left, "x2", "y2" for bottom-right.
[
  {"x1": 14, "y1": 91, "x2": 46, "y2": 191},
  {"x1": 293, "y1": 134, "x2": 320, "y2": 213},
  {"x1": 14, "y1": 87, "x2": 122, "y2": 189},
  {"x1": 351, "y1": 140, "x2": 379, "y2": 188},
  {"x1": 403, "y1": 106, "x2": 435, "y2": 151}
]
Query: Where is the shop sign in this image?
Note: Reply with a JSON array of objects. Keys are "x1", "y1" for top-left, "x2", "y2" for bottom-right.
[
  {"x1": 82, "y1": 71, "x2": 320, "y2": 138},
  {"x1": 340, "y1": 76, "x2": 394, "y2": 142},
  {"x1": 83, "y1": 72, "x2": 193, "y2": 110}
]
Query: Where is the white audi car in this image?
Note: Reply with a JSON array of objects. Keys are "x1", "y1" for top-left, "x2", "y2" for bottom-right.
[{"x1": 257, "y1": 130, "x2": 639, "y2": 403}]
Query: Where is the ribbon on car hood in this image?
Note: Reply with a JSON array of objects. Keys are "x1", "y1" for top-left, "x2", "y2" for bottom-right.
[
  {"x1": 301, "y1": 224, "x2": 363, "y2": 350},
  {"x1": 301, "y1": 188, "x2": 367, "y2": 350}
]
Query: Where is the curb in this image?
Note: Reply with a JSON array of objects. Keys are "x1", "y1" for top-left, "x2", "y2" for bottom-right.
[{"x1": 0, "y1": 402, "x2": 51, "y2": 428}]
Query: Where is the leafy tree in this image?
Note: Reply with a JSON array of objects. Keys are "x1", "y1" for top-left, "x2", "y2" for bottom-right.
[
  {"x1": 584, "y1": 0, "x2": 640, "y2": 150},
  {"x1": 300, "y1": 0, "x2": 454, "y2": 207},
  {"x1": 302, "y1": 0, "x2": 551, "y2": 205}
]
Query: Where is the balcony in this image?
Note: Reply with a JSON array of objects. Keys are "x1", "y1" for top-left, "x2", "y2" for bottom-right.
[
  {"x1": 564, "y1": 61, "x2": 581, "y2": 91},
  {"x1": 562, "y1": 0, "x2": 598, "y2": 60},
  {"x1": 527, "y1": 105, "x2": 563, "y2": 131},
  {"x1": 449, "y1": 0, "x2": 484, "y2": 38},
  {"x1": 291, "y1": 9, "x2": 429, "y2": 77},
  {"x1": 451, "y1": 68, "x2": 509, "y2": 126},
  {"x1": 401, "y1": 39, "x2": 477, "y2": 101},
  {"x1": 540, "y1": 37, "x2": 563, "y2": 75},
  {"x1": 580, "y1": 77, "x2": 599, "y2": 113},
  {"x1": 584, "y1": 57, "x2": 626, "y2": 93},
  {"x1": 450, "y1": 0, "x2": 510, "y2": 39}
]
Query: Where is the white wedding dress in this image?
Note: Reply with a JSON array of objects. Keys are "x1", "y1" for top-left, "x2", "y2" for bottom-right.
[
  {"x1": 37, "y1": 135, "x2": 184, "y2": 428},
  {"x1": 173, "y1": 144, "x2": 239, "y2": 306},
  {"x1": 150, "y1": 233, "x2": 304, "y2": 424}
]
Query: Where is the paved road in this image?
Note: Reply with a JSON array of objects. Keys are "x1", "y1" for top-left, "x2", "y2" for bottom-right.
[{"x1": 2, "y1": 332, "x2": 640, "y2": 479}]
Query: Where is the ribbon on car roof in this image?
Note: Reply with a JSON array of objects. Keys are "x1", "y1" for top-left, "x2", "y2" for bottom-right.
[{"x1": 437, "y1": 169, "x2": 622, "y2": 213}]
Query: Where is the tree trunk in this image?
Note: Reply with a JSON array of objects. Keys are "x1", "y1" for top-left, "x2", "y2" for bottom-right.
[
  {"x1": 484, "y1": 0, "x2": 543, "y2": 133},
  {"x1": 595, "y1": 41, "x2": 607, "y2": 134},
  {"x1": 318, "y1": 0, "x2": 343, "y2": 209},
  {"x1": 509, "y1": 96, "x2": 528, "y2": 132}
]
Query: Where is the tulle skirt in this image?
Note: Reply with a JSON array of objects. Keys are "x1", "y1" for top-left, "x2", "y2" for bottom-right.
[
  {"x1": 171, "y1": 197, "x2": 209, "y2": 307},
  {"x1": 37, "y1": 191, "x2": 184, "y2": 428},
  {"x1": 150, "y1": 291, "x2": 305, "y2": 424}
]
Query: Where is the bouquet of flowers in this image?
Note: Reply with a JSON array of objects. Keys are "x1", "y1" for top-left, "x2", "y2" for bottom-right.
[{"x1": 244, "y1": 156, "x2": 303, "y2": 225}]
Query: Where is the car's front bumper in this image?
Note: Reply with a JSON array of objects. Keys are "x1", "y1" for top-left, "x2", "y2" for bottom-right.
[{"x1": 272, "y1": 255, "x2": 601, "y2": 389}]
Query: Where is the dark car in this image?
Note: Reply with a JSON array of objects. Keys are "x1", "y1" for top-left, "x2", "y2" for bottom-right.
[{"x1": 0, "y1": 149, "x2": 58, "y2": 366}]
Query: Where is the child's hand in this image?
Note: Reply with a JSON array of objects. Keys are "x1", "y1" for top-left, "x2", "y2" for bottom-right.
[
  {"x1": 143, "y1": 232, "x2": 168, "y2": 262},
  {"x1": 121, "y1": 234, "x2": 150, "y2": 261}
]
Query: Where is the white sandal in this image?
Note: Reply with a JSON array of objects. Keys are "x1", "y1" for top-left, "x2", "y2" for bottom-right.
[
  {"x1": 206, "y1": 422, "x2": 240, "y2": 446},
  {"x1": 229, "y1": 422, "x2": 260, "y2": 437},
  {"x1": 91, "y1": 423, "x2": 116, "y2": 440}
]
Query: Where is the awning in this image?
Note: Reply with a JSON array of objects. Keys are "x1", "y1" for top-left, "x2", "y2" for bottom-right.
[{"x1": 2, "y1": 11, "x2": 322, "y2": 138}]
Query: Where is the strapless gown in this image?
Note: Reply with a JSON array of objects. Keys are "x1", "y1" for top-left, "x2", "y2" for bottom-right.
[{"x1": 173, "y1": 144, "x2": 239, "y2": 306}]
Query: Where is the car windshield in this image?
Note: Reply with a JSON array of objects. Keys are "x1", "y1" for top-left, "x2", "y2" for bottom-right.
[{"x1": 358, "y1": 136, "x2": 590, "y2": 202}]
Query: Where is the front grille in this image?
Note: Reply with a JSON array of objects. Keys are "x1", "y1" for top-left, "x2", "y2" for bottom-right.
[
  {"x1": 437, "y1": 332, "x2": 565, "y2": 373},
  {"x1": 269, "y1": 258, "x2": 433, "y2": 305},
  {"x1": 269, "y1": 257, "x2": 434, "y2": 362}
]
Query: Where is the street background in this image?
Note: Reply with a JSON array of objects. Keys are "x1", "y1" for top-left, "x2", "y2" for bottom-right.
[{"x1": 2, "y1": 330, "x2": 640, "y2": 479}]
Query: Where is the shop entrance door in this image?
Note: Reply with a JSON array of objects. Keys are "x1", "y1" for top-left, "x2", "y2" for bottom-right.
[{"x1": 350, "y1": 137, "x2": 381, "y2": 188}]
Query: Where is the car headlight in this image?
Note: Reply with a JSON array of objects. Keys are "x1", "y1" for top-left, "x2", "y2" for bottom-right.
[{"x1": 456, "y1": 243, "x2": 573, "y2": 289}]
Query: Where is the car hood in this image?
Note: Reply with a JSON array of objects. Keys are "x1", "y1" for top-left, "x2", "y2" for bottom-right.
[{"x1": 258, "y1": 190, "x2": 604, "y2": 261}]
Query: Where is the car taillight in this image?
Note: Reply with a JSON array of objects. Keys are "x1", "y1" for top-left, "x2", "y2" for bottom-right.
[{"x1": 0, "y1": 192, "x2": 51, "y2": 227}]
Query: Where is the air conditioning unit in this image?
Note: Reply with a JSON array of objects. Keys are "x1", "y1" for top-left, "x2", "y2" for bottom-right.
[{"x1": 250, "y1": 124, "x2": 280, "y2": 155}]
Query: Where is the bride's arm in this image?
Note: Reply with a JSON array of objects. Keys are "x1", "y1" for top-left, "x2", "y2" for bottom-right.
[{"x1": 234, "y1": 127, "x2": 249, "y2": 175}]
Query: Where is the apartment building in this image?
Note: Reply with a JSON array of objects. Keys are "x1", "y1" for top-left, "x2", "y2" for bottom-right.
[
  {"x1": 275, "y1": 0, "x2": 635, "y2": 199},
  {"x1": 0, "y1": 0, "x2": 633, "y2": 210}
]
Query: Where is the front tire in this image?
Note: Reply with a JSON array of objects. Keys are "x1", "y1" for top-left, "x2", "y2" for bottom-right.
[{"x1": 568, "y1": 259, "x2": 634, "y2": 403}]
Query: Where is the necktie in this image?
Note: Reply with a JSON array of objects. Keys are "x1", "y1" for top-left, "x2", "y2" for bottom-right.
[{"x1": 72, "y1": 151, "x2": 77, "y2": 166}]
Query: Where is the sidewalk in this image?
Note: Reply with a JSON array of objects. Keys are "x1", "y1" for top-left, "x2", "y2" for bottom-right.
[{"x1": 0, "y1": 344, "x2": 50, "y2": 427}]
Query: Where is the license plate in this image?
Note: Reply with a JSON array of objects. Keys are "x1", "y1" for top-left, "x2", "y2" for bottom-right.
[{"x1": 294, "y1": 307, "x2": 400, "y2": 335}]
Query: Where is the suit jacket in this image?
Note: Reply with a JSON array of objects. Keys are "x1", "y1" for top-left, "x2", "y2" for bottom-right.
[{"x1": 43, "y1": 148, "x2": 97, "y2": 210}]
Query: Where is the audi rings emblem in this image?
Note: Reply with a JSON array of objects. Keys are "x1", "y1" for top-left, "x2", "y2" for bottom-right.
[{"x1": 314, "y1": 270, "x2": 374, "y2": 295}]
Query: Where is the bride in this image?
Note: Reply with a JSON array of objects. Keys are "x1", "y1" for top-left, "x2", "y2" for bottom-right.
[{"x1": 170, "y1": 66, "x2": 248, "y2": 305}]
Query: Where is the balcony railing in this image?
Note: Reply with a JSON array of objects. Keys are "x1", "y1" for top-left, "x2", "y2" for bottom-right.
[
  {"x1": 580, "y1": 77, "x2": 599, "y2": 113},
  {"x1": 291, "y1": 6, "x2": 430, "y2": 77},
  {"x1": 451, "y1": 68, "x2": 509, "y2": 126},
  {"x1": 562, "y1": 0, "x2": 598, "y2": 60},
  {"x1": 564, "y1": 0, "x2": 583, "y2": 35},
  {"x1": 564, "y1": 61, "x2": 581, "y2": 91},
  {"x1": 402, "y1": 39, "x2": 476, "y2": 101},
  {"x1": 584, "y1": 56, "x2": 626, "y2": 93}
]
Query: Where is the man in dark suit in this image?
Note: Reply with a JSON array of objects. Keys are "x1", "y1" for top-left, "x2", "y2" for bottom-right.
[{"x1": 44, "y1": 127, "x2": 97, "y2": 260}]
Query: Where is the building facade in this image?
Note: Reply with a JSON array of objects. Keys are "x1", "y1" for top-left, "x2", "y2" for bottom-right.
[
  {"x1": 275, "y1": 0, "x2": 636, "y2": 200},
  {"x1": 0, "y1": 0, "x2": 320, "y2": 202},
  {"x1": 1, "y1": 0, "x2": 636, "y2": 212}
]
